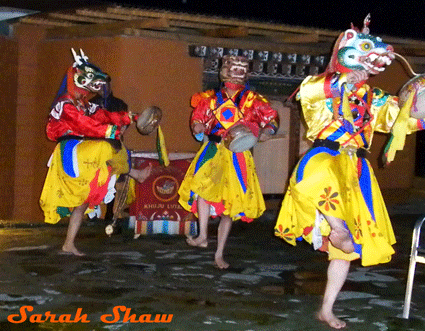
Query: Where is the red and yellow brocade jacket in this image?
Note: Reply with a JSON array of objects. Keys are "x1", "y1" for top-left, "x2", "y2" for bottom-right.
[
  {"x1": 46, "y1": 94, "x2": 131, "y2": 142},
  {"x1": 297, "y1": 73, "x2": 425, "y2": 162},
  {"x1": 190, "y1": 87, "x2": 279, "y2": 137}
]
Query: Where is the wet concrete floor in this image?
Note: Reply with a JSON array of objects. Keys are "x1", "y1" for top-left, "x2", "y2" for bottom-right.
[{"x1": 1, "y1": 189, "x2": 425, "y2": 330}]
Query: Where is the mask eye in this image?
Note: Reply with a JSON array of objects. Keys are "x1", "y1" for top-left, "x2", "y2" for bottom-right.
[
  {"x1": 86, "y1": 72, "x2": 94, "y2": 79},
  {"x1": 359, "y1": 41, "x2": 373, "y2": 52}
]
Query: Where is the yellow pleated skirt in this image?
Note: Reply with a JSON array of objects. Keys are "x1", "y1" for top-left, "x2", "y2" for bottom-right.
[
  {"x1": 40, "y1": 139, "x2": 128, "y2": 224},
  {"x1": 274, "y1": 147, "x2": 396, "y2": 266},
  {"x1": 178, "y1": 141, "x2": 265, "y2": 222}
]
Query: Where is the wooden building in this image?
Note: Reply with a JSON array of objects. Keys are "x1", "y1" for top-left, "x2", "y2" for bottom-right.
[{"x1": 1, "y1": 4, "x2": 425, "y2": 221}]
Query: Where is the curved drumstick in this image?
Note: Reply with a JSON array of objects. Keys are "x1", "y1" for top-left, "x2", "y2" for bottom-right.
[{"x1": 394, "y1": 52, "x2": 419, "y2": 77}]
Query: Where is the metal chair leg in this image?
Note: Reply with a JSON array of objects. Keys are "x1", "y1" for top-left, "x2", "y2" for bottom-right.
[{"x1": 403, "y1": 216, "x2": 425, "y2": 319}]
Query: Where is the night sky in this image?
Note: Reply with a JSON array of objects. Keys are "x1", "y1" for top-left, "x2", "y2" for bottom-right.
[
  {"x1": 4, "y1": 0, "x2": 425, "y2": 40},
  {"x1": 115, "y1": 0, "x2": 425, "y2": 40}
]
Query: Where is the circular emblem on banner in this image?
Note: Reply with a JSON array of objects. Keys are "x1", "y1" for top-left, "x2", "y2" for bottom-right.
[{"x1": 152, "y1": 175, "x2": 179, "y2": 202}]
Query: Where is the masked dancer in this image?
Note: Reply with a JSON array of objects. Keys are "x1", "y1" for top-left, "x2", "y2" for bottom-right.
[
  {"x1": 274, "y1": 15, "x2": 423, "y2": 329},
  {"x1": 178, "y1": 55, "x2": 279, "y2": 269},
  {"x1": 40, "y1": 49, "x2": 152, "y2": 256}
]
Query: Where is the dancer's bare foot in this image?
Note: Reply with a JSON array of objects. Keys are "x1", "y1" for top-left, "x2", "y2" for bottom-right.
[
  {"x1": 214, "y1": 255, "x2": 230, "y2": 269},
  {"x1": 186, "y1": 235, "x2": 208, "y2": 248},
  {"x1": 62, "y1": 244, "x2": 86, "y2": 256},
  {"x1": 129, "y1": 163, "x2": 153, "y2": 183},
  {"x1": 329, "y1": 227, "x2": 354, "y2": 253},
  {"x1": 317, "y1": 310, "x2": 346, "y2": 329}
]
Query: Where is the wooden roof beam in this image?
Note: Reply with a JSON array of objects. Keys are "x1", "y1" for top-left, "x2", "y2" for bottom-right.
[
  {"x1": 248, "y1": 28, "x2": 334, "y2": 43},
  {"x1": 75, "y1": 8, "x2": 140, "y2": 21},
  {"x1": 167, "y1": 19, "x2": 234, "y2": 31},
  {"x1": 201, "y1": 26, "x2": 248, "y2": 38},
  {"x1": 124, "y1": 27, "x2": 333, "y2": 55},
  {"x1": 107, "y1": 6, "x2": 339, "y2": 37},
  {"x1": 75, "y1": 10, "x2": 233, "y2": 32},
  {"x1": 166, "y1": 19, "x2": 324, "y2": 43},
  {"x1": 272, "y1": 32, "x2": 320, "y2": 44},
  {"x1": 19, "y1": 17, "x2": 75, "y2": 27},
  {"x1": 48, "y1": 12, "x2": 117, "y2": 24},
  {"x1": 198, "y1": 26, "x2": 318, "y2": 43},
  {"x1": 46, "y1": 17, "x2": 169, "y2": 39}
]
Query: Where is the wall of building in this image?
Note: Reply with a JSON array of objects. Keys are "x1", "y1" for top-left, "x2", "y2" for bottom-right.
[
  {"x1": 13, "y1": 24, "x2": 48, "y2": 221},
  {"x1": 0, "y1": 36, "x2": 18, "y2": 219},
  {"x1": 111, "y1": 36, "x2": 203, "y2": 153}
]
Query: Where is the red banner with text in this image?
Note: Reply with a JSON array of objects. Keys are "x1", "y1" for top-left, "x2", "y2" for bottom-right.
[{"x1": 129, "y1": 153, "x2": 197, "y2": 236}]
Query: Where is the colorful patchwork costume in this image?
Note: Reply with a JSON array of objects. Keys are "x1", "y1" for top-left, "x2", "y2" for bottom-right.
[
  {"x1": 178, "y1": 56, "x2": 279, "y2": 223},
  {"x1": 274, "y1": 20, "x2": 421, "y2": 266},
  {"x1": 40, "y1": 49, "x2": 132, "y2": 224}
]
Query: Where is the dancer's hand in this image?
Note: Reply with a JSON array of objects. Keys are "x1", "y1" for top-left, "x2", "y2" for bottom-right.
[
  {"x1": 192, "y1": 123, "x2": 206, "y2": 134},
  {"x1": 258, "y1": 127, "x2": 274, "y2": 142},
  {"x1": 346, "y1": 70, "x2": 369, "y2": 85},
  {"x1": 118, "y1": 125, "x2": 128, "y2": 138},
  {"x1": 130, "y1": 163, "x2": 153, "y2": 183},
  {"x1": 139, "y1": 163, "x2": 153, "y2": 182}
]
